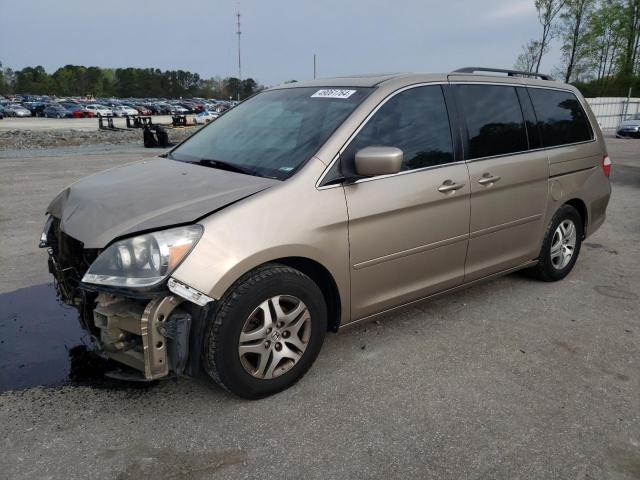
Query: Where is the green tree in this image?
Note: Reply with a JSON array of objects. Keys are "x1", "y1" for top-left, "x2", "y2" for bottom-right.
[
  {"x1": 14, "y1": 66, "x2": 54, "y2": 94},
  {"x1": 515, "y1": 40, "x2": 543, "y2": 72},
  {"x1": 534, "y1": 0, "x2": 567, "y2": 73},
  {"x1": 582, "y1": 1, "x2": 625, "y2": 83},
  {"x1": 223, "y1": 77, "x2": 242, "y2": 100},
  {"x1": 559, "y1": 0, "x2": 596, "y2": 82},
  {"x1": 241, "y1": 78, "x2": 259, "y2": 98},
  {"x1": 0, "y1": 61, "x2": 7, "y2": 94},
  {"x1": 619, "y1": 0, "x2": 640, "y2": 76}
]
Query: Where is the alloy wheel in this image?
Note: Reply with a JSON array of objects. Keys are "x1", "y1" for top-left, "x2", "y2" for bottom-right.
[
  {"x1": 238, "y1": 295, "x2": 311, "y2": 379},
  {"x1": 550, "y1": 219, "x2": 577, "y2": 269}
]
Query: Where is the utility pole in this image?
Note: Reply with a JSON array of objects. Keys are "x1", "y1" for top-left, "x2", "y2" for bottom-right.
[
  {"x1": 236, "y1": 9, "x2": 242, "y2": 79},
  {"x1": 313, "y1": 54, "x2": 316, "y2": 79},
  {"x1": 236, "y1": 7, "x2": 241, "y2": 101}
]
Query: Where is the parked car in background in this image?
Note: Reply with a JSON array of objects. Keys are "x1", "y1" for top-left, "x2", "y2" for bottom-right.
[
  {"x1": 169, "y1": 104, "x2": 189, "y2": 115},
  {"x1": 61, "y1": 103, "x2": 94, "y2": 118},
  {"x1": 0, "y1": 106, "x2": 4, "y2": 119},
  {"x1": 43, "y1": 104, "x2": 73, "y2": 118},
  {"x1": 616, "y1": 113, "x2": 640, "y2": 138},
  {"x1": 132, "y1": 104, "x2": 152, "y2": 116},
  {"x1": 147, "y1": 103, "x2": 172, "y2": 115},
  {"x1": 113, "y1": 105, "x2": 139, "y2": 117},
  {"x1": 4, "y1": 104, "x2": 32, "y2": 117},
  {"x1": 85, "y1": 104, "x2": 113, "y2": 117},
  {"x1": 193, "y1": 110, "x2": 219, "y2": 124},
  {"x1": 23, "y1": 101, "x2": 47, "y2": 117}
]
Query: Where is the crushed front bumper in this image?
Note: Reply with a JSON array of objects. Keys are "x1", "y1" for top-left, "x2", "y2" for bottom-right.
[
  {"x1": 93, "y1": 293, "x2": 192, "y2": 379},
  {"x1": 42, "y1": 217, "x2": 212, "y2": 381}
]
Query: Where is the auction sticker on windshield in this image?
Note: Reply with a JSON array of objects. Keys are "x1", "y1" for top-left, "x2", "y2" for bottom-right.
[{"x1": 311, "y1": 89, "x2": 357, "y2": 99}]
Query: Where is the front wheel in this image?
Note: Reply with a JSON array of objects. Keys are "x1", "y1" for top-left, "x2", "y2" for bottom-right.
[
  {"x1": 528, "y1": 204, "x2": 583, "y2": 282},
  {"x1": 203, "y1": 264, "x2": 327, "y2": 399}
]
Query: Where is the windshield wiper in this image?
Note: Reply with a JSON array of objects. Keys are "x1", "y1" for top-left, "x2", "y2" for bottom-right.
[{"x1": 197, "y1": 159, "x2": 255, "y2": 176}]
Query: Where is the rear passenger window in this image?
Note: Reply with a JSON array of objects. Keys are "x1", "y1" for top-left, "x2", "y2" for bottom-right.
[
  {"x1": 347, "y1": 85, "x2": 454, "y2": 172},
  {"x1": 456, "y1": 85, "x2": 528, "y2": 159},
  {"x1": 528, "y1": 88, "x2": 593, "y2": 147}
]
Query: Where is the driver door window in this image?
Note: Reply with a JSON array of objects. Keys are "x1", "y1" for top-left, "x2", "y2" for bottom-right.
[{"x1": 344, "y1": 85, "x2": 454, "y2": 174}]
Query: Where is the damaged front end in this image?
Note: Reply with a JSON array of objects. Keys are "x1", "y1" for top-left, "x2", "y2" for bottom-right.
[{"x1": 41, "y1": 216, "x2": 213, "y2": 381}]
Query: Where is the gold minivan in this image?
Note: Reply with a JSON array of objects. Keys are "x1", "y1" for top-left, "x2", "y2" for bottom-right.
[{"x1": 42, "y1": 68, "x2": 611, "y2": 398}]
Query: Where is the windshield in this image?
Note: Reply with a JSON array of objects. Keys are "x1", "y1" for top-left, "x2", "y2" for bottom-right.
[
  {"x1": 628, "y1": 113, "x2": 640, "y2": 121},
  {"x1": 169, "y1": 86, "x2": 372, "y2": 180}
]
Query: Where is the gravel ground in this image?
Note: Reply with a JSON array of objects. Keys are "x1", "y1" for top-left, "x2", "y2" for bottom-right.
[
  {"x1": 0, "y1": 137, "x2": 638, "y2": 480},
  {"x1": 0, "y1": 125, "x2": 200, "y2": 149}
]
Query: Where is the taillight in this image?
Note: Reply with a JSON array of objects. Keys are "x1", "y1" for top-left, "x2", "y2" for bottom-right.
[{"x1": 602, "y1": 155, "x2": 612, "y2": 178}]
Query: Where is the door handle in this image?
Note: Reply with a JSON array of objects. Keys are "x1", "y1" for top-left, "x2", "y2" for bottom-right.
[
  {"x1": 478, "y1": 174, "x2": 502, "y2": 186},
  {"x1": 438, "y1": 180, "x2": 465, "y2": 193}
]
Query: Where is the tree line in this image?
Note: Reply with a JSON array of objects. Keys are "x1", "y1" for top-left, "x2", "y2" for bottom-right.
[
  {"x1": 0, "y1": 63, "x2": 262, "y2": 100},
  {"x1": 516, "y1": 0, "x2": 640, "y2": 96}
]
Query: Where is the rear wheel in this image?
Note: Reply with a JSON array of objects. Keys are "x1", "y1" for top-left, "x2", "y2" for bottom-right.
[
  {"x1": 529, "y1": 204, "x2": 583, "y2": 281},
  {"x1": 203, "y1": 264, "x2": 327, "y2": 399}
]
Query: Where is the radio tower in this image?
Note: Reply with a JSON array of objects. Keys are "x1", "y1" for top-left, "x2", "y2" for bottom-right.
[{"x1": 236, "y1": 7, "x2": 242, "y2": 80}]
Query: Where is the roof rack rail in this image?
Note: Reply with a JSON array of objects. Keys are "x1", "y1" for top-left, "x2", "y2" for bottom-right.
[{"x1": 452, "y1": 67, "x2": 553, "y2": 81}]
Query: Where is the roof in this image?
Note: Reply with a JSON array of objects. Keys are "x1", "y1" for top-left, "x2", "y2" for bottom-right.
[
  {"x1": 271, "y1": 70, "x2": 571, "y2": 92},
  {"x1": 274, "y1": 73, "x2": 413, "y2": 89}
]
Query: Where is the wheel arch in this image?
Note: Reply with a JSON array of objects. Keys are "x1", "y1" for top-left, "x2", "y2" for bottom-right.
[
  {"x1": 271, "y1": 257, "x2": 342, "y2": 332},
  {"x1": 194, "y1": 253, "x2": 344, "y2": 333},
  {"x1": 564, "y1": 198, "x2": 588, "y2": 237}
]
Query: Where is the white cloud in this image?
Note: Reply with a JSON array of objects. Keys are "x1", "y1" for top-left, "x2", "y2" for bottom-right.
[{"x1": 482, "y1": 0, "x2": 536, "y2": 22}]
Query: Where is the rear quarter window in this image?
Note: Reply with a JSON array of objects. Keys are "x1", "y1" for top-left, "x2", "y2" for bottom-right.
[{"x1": 527, "y1": 88, "x2": 593, "y2": 147}]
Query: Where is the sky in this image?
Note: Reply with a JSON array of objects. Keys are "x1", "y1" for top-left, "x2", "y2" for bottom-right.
[{"x1": 0, "y1": 0, "x2": 562, "y2": 86}]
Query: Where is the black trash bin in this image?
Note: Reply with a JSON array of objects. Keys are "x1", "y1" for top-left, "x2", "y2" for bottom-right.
[{"x1": 143, "y1": 125, "x2": 158, "y2": 148}]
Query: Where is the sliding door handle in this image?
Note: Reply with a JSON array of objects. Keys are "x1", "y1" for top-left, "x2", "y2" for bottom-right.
[
  {"x1": 438, "y1": 180, "x2": 465, "y2": 193},
  {"x1": 478, "y1": 174, "x2": 501, "y2": 186}
]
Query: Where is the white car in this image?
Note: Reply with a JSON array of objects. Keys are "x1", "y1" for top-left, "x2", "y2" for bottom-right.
[
  {"x1": 85, "y1": 104, "x2": 114, "y2": 117},
  {"x1": 193, "y1": 110, "x2": 219, "y2": 125},
  {"x1": 170, "y1": 105, "x2": 189, "y2": 115},
  {"x1": 112, "y1": 105, "x2": 139, "y2": 117}
]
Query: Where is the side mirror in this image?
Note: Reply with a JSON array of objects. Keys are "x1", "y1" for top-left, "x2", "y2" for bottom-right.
[{"x1": 354, "y1": 146, "x2": 403, "y2": 177}]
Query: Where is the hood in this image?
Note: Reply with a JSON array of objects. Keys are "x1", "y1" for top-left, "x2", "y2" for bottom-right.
[
  {"x1": 618, "y1": 119, "x2": 640, "y2": 128},
  {"x1": 47, "y1": 157, "x2": 279, "y2": 248}
]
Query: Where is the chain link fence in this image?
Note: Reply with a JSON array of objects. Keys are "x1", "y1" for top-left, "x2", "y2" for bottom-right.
[{"x1": 586, "y1": 96, "x2": 640, "y2": 131}]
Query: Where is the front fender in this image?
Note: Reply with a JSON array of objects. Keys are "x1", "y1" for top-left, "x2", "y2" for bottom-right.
[{"x1": 171, "y1": 158, "x2": 351, "y2": 324}]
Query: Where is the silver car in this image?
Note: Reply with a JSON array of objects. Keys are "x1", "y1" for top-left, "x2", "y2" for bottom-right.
[
  {"x1": 616, "y1": 113, "x2": 640, "y2": 138},
  {"x1": 5, "y1": 104, "x2": 32, "y2": 117}
]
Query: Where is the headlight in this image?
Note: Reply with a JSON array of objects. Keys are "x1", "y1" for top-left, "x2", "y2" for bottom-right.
[
  {"x1": 40, "y1": 215, "x2": 54, "y2": 247},
  {"x1": 82, "y1": 225, "x2": 203, "y2": 288}
]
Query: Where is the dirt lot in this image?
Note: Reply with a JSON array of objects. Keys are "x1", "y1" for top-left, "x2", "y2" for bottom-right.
[
  {"x1": 0, "y1": 119, "x2": 200, "y2": 149},
  {"x1": 0, "y1": 137, "x2": 638, "y2": 479},
  {"x1": 0, "y1": 115, "x2": 183, "y2": 131}
]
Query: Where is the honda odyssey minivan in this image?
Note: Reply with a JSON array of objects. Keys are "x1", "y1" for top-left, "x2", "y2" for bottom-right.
[{"x1": 41, "y1": 68, "x2": 611, "y2": 398}]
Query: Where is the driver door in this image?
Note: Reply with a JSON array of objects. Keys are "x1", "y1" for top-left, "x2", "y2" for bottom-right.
[{"x1": 342, "y1": 85, "x2": 470, "y2": 319}]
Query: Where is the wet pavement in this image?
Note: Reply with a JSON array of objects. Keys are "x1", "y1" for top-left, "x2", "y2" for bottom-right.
[
  {"x1": 0, "y1": 283, "x2": 151, "y2": 392},
  {"x1": 0, "y1": 283, "x2": 88, "y2": 391}
]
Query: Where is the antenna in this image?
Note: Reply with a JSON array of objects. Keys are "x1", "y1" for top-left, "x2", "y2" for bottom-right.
[{"x1": 236, "y1": 7, "x2": 242, "y2": 80}]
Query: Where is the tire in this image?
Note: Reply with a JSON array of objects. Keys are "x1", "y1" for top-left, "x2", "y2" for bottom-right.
[
  {"x1": 203, "y1": 263, "x2": 327, "y2": 399},
  {"x1": 528, "y1": 204, "x2": 583, "y2": 282}
]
